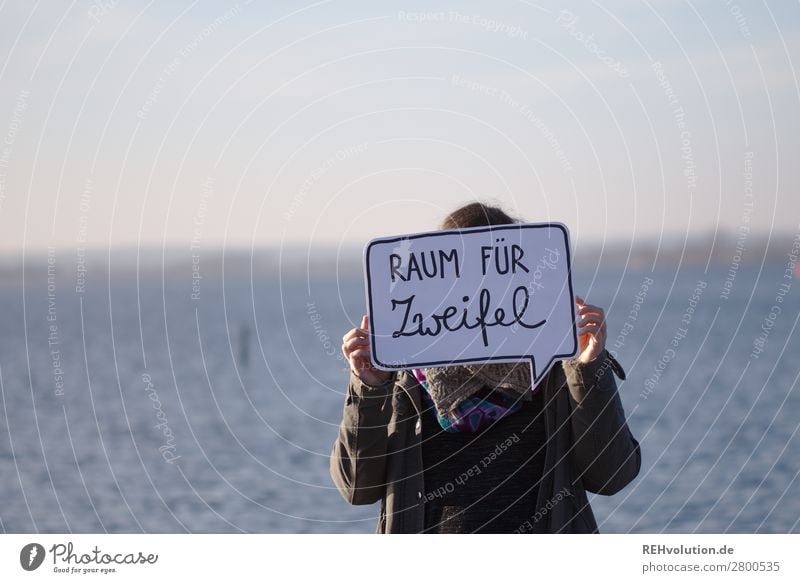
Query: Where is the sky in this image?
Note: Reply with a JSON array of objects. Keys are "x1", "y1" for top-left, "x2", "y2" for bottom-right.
[{"x1": 0, "y1": 0, "x2": 798, "y2": 253}]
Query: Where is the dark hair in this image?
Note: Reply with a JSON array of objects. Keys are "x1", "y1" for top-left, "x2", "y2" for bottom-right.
[{"x1": 439, "y1": 202, "x2": 521, "y2": 230}]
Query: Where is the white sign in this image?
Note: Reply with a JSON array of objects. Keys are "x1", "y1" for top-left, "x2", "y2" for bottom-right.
[{"x1": 363, "y1": 222, "x2": 579, "y2": 387}]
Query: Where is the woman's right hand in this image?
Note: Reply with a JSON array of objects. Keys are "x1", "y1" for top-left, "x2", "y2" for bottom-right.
[{"x1": 342, "y1": 314, "x2": 393, "y2": 386}]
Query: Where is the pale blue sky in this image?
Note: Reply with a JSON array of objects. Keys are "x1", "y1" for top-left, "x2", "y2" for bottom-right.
[{"x1": 0, "y1": 0, "x2": 798, "y2": 252}]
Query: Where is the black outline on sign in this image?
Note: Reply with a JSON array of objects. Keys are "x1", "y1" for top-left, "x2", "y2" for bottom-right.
[{"x1": 363, "y1": 222, "x2": 578, "y2": 384}]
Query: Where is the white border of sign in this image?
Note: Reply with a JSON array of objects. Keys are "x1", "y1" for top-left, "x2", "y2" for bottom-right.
[{"x1": 363, "y1": 222, "x2": 579, "y2": 384}]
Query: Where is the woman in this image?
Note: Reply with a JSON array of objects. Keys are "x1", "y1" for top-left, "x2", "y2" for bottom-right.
[{"x1": 330, "y1": 202, "x2": 641, "y2": 533}]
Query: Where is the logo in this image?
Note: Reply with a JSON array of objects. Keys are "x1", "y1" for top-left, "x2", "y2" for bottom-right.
[{"x1": 20, "y1": 543, "x2": 46, "y2": 571}]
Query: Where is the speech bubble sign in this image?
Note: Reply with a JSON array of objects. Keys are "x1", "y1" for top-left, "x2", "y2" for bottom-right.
[{"x1": 363, "y1": 222, "x2": 579, "y2": 388}]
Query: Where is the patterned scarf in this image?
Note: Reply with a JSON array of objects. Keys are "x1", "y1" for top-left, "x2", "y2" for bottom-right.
[{"x1": 413, "y1": 362, "x2": 537, "y2": 433}]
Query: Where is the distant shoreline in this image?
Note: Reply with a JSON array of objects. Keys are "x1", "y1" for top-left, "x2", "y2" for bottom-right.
[{"x1": 0, "y1": 230, "x2": 796, "y2": 279}]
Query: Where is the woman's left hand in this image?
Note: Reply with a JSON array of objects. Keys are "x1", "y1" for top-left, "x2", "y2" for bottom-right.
[{"x1": 574, "y1": 295, "x2": 607, "y2": 364}]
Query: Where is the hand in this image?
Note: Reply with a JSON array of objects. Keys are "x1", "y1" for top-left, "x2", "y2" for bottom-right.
[
  {"x1": 573, "y1": 295, "x2": 607, "y2": 364},
  {"x1": 341, "y1": 315, "x2": 393, "y2": 386}
]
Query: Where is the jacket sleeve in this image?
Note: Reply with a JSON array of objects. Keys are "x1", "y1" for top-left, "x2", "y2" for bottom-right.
[
  {"x1": 329, "y1": 370, "x2": 398, "y2": 505},
  {"x1": 561, "y1": 349, "x2": 642, "y2": 495}
]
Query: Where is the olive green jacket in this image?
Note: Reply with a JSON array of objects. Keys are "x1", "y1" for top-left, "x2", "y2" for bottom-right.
[{"x1": 329, "y1": 349, "x2": 641, "y2": 533}]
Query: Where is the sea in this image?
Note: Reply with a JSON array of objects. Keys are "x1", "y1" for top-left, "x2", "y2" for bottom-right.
[{"x1": 0, "y1": 247, "x2": 797, "y2": 533}]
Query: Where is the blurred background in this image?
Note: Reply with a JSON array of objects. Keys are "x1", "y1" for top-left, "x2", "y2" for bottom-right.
[{"x1": 0, "y1": 0, "x2": 798, "y2": 533}]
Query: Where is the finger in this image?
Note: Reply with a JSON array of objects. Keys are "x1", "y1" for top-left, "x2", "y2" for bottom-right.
[
  {"x1": 577, "y1": 324, "x2": 606, "y2": 343},
  {"x1": 577, "y1": 321, "x2": 602, "y2": 333},
  {"x1": 577, "y1": 310, "x2": 604, "y2": 319},
  {"x1": 577, "y1": 305, "x2": 603, "y2": 316},
  {"x1": 361, "y1": 314, "x2": 369, "y2": 330},
  {"x1": 349, "y1": 348, "x2": 373, "y2": 365},
  {"x1": 343, "y1": 337, "x2": 369, "y2": 354},
  {"x1": 575, "y1": 295, "x2": 585, "y2": 305},
  {"x1": 342, "y1": 328, "x2": 367, "y2": 343},
  {"x1": 577, "y1": 319, "x2": 604, "y2": 331},
  {"x1": 577, "y1": 314, "x2": 604, "y2": 326}
]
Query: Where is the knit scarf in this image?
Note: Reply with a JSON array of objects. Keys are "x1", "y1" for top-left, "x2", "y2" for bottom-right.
[{"x1": 414, "y1": 362, "x2": 536, "y2": 433}]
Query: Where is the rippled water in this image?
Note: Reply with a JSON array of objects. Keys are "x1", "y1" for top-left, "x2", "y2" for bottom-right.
[{"x1": 0, "y1": 252, "x2": 797, "y2": 533}]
